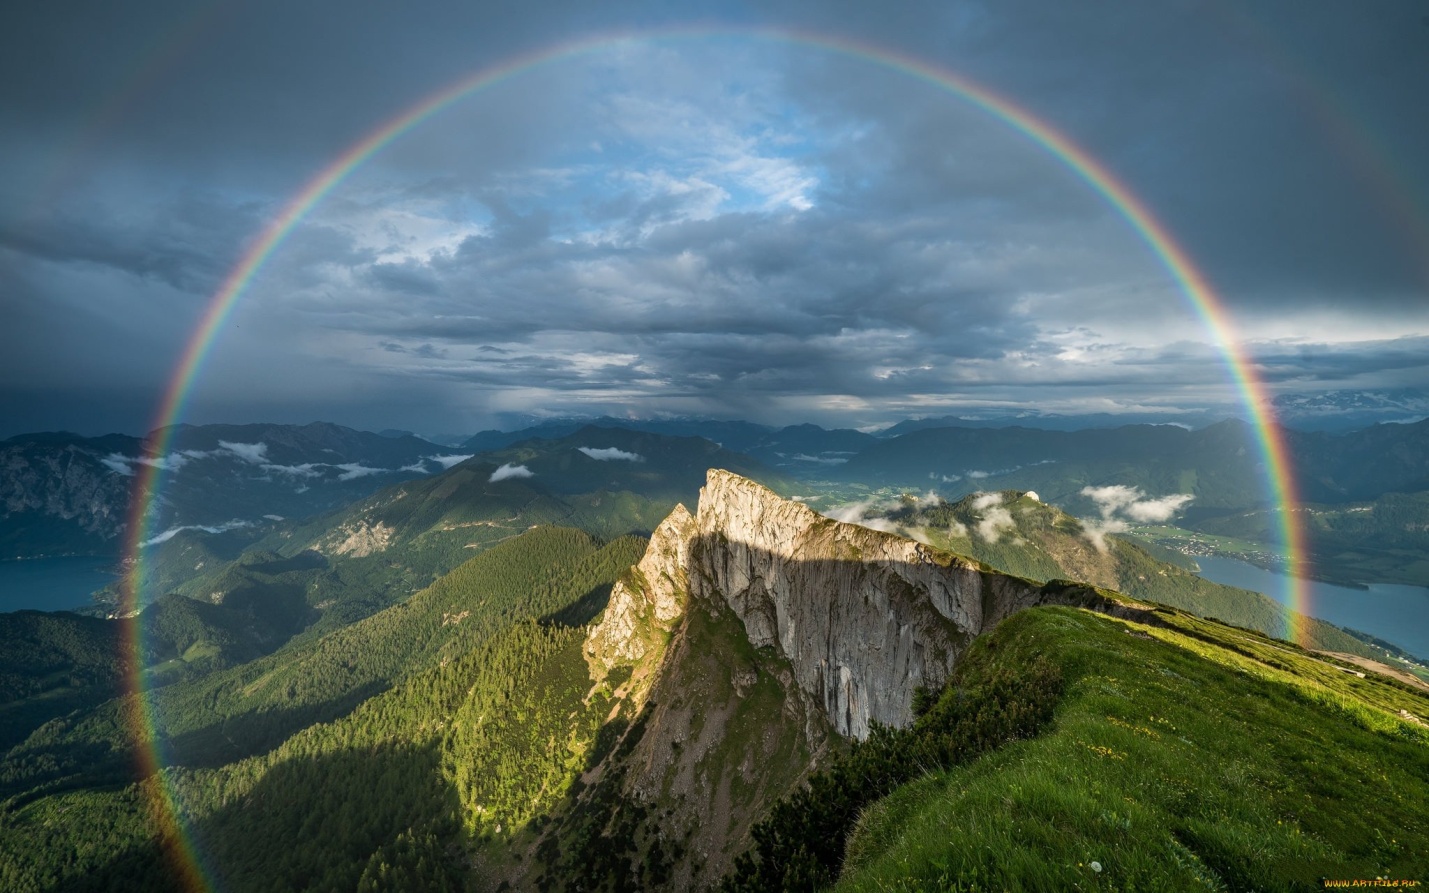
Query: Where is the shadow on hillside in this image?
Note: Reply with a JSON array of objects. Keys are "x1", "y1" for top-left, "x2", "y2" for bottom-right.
[
  {"x1": 539, "y1": 581, "x2": 616, "y2": 628},
  {"x1": 160, "y1": 679, "x2": 389, "y2": 769},
  {"x1": 42, "y1": 740, "x2": 462, "y2": 893}
]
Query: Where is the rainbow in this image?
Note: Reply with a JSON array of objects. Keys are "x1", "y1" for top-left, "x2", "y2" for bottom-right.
[{"x1": 120, "y1": 28, "x2": 1308, "y2": 891}]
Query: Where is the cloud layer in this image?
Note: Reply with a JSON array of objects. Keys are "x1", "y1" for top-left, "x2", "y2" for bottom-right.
[{"x1": 2, "y1": 2, "x2": 1425, "y2": 436}]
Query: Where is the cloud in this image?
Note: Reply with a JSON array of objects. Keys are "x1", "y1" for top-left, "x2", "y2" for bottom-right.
[
  {"x1": 219, "y1": 441, "x2": 269, "y2": 464},
  {"x1": 335, "y1": 463, "x2": 386, "y2": 481},
  {"x1": 100, "y1": 452, "x2": 191, "y2": 475},
  {"x1": 1078, "y1": 484, "x2": 1194, "y2": 551},
  {"x1": 142, "y1": 519, "x2": 252, "y2": 547},
  {"x1": 428, "y1": 454, "x2": 473, "y2": 469},
  {"x1": 970, "y1": 492, "x2": 1003, "y2": 511},
  {"x1": 1081, "y1": 485, "x2": 1194, "y2": 523},
  {"x1": 1079, "y1": 517, "x2": 1130, "y2": 554},
  {"x1": 822, "y1": 497, "x2": 903, "y2": 535},
  {"x1": 577, "y1": 446, "x2": 644, "y2": 462},
  {"x1": 489, "y1": 462, "x2": 534, "y2": 482},
  {"x1": 101, "y1": 454, "x2": 134, "y2": 476},
  {"x1": 968, "y1": 492, "x2": 1017, "y2": 543},
  {"x1": 2, "y1": 6, "x2": 1425, "y2": 437},
  {"x1": 261, "y1": 462, "x2": 323, "y2": 478},
  {"x1": 791, "y1": 453, "x2": 849, "y2": 465}
]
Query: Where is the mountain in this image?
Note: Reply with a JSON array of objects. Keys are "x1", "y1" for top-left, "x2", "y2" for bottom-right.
[
  {"x1": 839, "y1": 421, "x2": 1261, "y2": 516},
  {"x1": 462, "y1": 418, "x2": 878, "y2": 475},
  {"x1": 0, "y1": 422, "x2": 454, "y2": 560},
  {"x1": 838, "y1": 418, "x2": 1429, "y2": 515},
  {"x1": 1289, "y1": 417, "x2": 1429, "y2": 503},
  {"x1": 1194, "y1": 489, "x2": 1429, "y2": 587},
  {"x1": 1270, "y1": 388, "x2": 1429, "y2": 431},
  {"x1": 0, "y1": 586, "x2": 312, "y2": 754},
  {"x1": 461, "y1": 417, "x2": 777, "y2": 453},
  {"x1": 0, "y1": 432, "x2": 140, "y2": 557},
  {"x1": 873, "y1": 392, "x2": 1429, "y2": 437},
  {"x1": 739, "y1": 421, "x2": 878, "y2": 471},
  {"x1": 107, "y1": 427, "x2": 786, "y2": 658},
  {"x1": 733, "y1": 597, "x2": 1429, "y2": 890},
  {"x1": 512, "y1": 470, "x2": 1104, "y2": 888},
  {"x1": 847, "y1": 489, "x2": 1402, "y2": 659},
  {"x1": 2, "y1": 471, "x2": 1427, "y2": 891},
  {"x1": 877, "y1": 412, "x2": 1220, "y2": 436}
]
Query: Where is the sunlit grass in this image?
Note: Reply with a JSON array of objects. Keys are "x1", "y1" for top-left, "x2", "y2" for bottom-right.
[{"x1": 835, "y1": 606, "x2": 1429, "y2": 891}]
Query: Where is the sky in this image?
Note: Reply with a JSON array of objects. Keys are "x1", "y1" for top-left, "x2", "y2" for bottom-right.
[{"x1": 1, "y1": 0, "x2": 1426, "y2": 438}]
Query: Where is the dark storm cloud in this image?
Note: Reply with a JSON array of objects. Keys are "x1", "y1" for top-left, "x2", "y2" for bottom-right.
[
  {"x1": 0, "y1": 0, "x2": 1424, "y2": 436},
  {"x1": 1, "y1": 190, "x2": 261, "y2": 293},
  {"x1": 1254, "y1": 336, "x2": 1429, "y2": 384}
]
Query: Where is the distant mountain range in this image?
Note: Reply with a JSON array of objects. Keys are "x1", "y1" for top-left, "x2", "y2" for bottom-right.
[
  {"x1": 1268, "y1": 388, "x2": 1429, "y2": 431},
  {"x1": 5, "y1": 415, "x2": 1427, "y2": 600},
  {"x1": 0, "y1": 422, "x2": 457, "y2": 558},
  {"x1": 833, "y1": 417, "x2": 1429, "y2": 510},
  {"x1": 461, "y1": 415, "x2": 877, "y2": 470}
]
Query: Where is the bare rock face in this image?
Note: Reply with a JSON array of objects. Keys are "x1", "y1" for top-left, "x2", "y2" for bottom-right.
[
  {"x1": 585, "y1": 503, "x2": 696, "y2": 702},
  {"x1": 587, "y1": 468, "x2": 1056, "y2": 739},
  {"x1": 319, "y1": 519, "x2": 396, "y2": 558},
  {"x1": 692, "y1": 470, "x2": 1050, "y2": 737}
]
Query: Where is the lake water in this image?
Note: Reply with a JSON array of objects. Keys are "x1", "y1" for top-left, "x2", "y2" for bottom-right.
[
  {"x1": 1194, "y1": 555, "x2": 1429, "y2": 660},
  {"x1": 0, "y1": 556, "x2": 119, "y2": 613}
]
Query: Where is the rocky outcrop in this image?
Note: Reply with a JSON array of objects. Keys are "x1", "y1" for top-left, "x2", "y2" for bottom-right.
[
  {"x1": 320, "y1": 519, "x2": 396, "y2": 558},
  {"x1": 588, "y1": 469, "x2": 1055, "y2": 739},
  {"x1": 566, "y1": 469, "x2": 1085, "y2": 889},
  {"x1": 584, "y1": 503, "x2": 695, "y2": 699}
]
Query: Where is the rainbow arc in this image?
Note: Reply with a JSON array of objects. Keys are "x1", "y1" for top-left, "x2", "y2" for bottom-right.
[{"x1": 118, "y1": 29, "x2": 1306, "y2": 892}]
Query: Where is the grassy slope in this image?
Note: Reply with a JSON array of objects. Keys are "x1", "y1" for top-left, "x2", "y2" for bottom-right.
[{"x1": 836, "y1": 605, "x2": 1429, "y2": 891}]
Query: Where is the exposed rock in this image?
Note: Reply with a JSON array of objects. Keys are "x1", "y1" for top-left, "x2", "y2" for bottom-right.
[
  {"x1": 588, "y1": 469, "x2": 1057, "y2": 739},
  {"x1": 568, "y1": 468, "x2": 1085, "y2": 889},
  {"x1": 585, "y1": 503, "x2": 695, "y2": 701},
  {"x1": 321, "y1": 519, "x2": 395, "y2": 557}
]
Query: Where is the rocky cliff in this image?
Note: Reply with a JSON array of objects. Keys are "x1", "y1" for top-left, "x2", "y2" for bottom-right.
[
  {"x1": 559, "y1": 469, "x2": 1082, "y2": 888},
  {"x1": 588, "y1": 468, "x2": 1057, "y2": 739}
]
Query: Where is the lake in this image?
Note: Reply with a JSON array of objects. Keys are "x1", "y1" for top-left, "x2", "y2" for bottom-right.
[
  {"x1": 1195, "y1": 555, "x2": 1429, "y2": 661},
  {"x1": 0, "y1": 556, "x2": 119, "y2": 613}
]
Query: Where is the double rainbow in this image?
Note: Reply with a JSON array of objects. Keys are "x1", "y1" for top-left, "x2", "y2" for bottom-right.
[{"x1": 119, "y1": 29, "x2": 1306, "y2": 892}]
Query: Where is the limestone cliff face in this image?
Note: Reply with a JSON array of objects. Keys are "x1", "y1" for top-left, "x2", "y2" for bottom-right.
[
  {"x1": 584, "y1": 503, "x2": 695, "y2": 703},
  {"x1": 565, "y1": 469, "x2": 1075, "y2": 889},
  {"x1": 588, "y1": 469, "x2": 1053, "y2": 739}
]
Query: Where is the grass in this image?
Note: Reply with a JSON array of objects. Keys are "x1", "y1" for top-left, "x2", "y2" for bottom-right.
[{"x1": 834, "y1": 605, "x2": 1429, "y2": 892}]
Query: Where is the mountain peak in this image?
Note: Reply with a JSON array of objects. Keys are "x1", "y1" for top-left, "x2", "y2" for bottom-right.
[{"x1": 589, "y1": 469, "x2": 1073, "y2": 739}]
